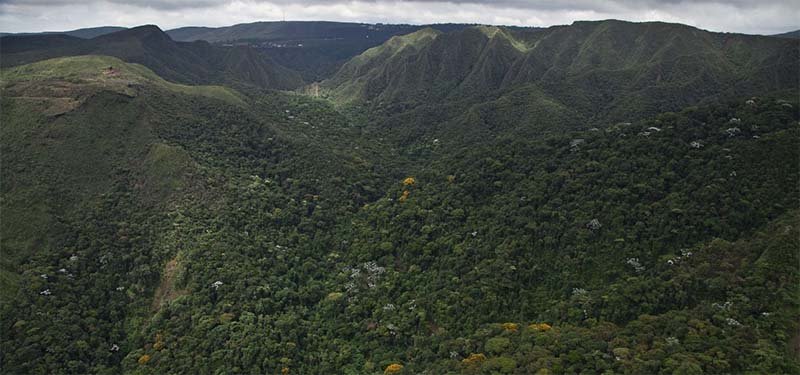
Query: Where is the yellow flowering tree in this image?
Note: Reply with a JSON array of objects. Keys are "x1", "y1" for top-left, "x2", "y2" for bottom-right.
[
  {"x1": 502, "y1": 322, "x2": 519, "y2": 332},
  {"x1": 528, "y1": 323, "x2": 552, "y2": 332},
  {"x1": 153, "y1": 332, "x2": 165, "y2": 351},
  {"x1": 384, "y1": 363, "x2": 403, "y2": 374},
  {"x1": 461, "y1": 353, "x2": 486, "y2": 373}
]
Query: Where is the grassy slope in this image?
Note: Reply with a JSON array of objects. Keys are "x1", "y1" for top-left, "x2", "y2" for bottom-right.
[
  {"x1": 323, "y1": 28, "x2": 442, "y2": 104},
  {"x1": 1, "y1": 55, "x2": 246, "y2": 106}
]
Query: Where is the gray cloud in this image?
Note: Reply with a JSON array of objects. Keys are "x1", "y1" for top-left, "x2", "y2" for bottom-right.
[
  {"x1": 106, "y1": 0, "x2": 221, "y2": 10},
  {"x1": 1, "y1": 0, "x2": 797, "y2": 35}
]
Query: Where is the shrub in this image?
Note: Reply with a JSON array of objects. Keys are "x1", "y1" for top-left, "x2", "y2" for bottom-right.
[
  {"x1": 485, "y1": 337, "x2": 511, "y2": 354},
  {"x1": 485, "y1": 356, "x2": 517, "y2": 373}
]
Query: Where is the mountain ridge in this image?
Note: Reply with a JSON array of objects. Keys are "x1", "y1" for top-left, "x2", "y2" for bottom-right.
[
  {"x1": 321, "y1": 20, "x2": 799, "y2": 126},
  {"x1": 772, "y1": 29, "x2": 800, "y2": 39}
]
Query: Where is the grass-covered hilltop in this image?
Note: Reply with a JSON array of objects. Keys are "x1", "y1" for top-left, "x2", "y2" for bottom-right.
[{"x1": 1, "y1": 19, "x2": 799, "y2": 374}]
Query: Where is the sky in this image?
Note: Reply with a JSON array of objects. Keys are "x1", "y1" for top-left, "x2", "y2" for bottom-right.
[{"x1": 1, "y1": 0, "x2": 798, "y2": 35}]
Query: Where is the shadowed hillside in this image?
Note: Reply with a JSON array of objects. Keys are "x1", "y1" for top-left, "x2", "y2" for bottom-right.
[
  {"x1": 1, "y1": 25, "x2": 304, "y2": 90},
  {"x1": 168, "y1": 21, "x2": 474, "y2": 81}
]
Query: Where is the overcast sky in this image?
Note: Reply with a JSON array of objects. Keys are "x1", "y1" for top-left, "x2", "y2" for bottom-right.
[{"x1": 1, "y1": 0, "x2": 798, "y2": 35}]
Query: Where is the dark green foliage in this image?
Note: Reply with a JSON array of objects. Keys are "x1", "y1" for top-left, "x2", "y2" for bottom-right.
[{"x1": 1, "y1": 25, "x2": 799, "y2": 375}]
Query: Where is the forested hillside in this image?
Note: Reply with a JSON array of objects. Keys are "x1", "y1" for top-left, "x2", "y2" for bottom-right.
[
  {"x1": 322, "y1": 21, "x2": 799, "y2": 126},
  {"x1": 0, "y1": 26, "x2": 304, "y2": 90},
  {"x1": 1, "y1": 19, "x2": 798, "y2": 375}
]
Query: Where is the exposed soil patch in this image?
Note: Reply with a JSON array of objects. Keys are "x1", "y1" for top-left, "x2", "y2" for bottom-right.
[
  {"x1": 151, "y1": 257, "x2": 187, "y2": 310},
  {"x1": 102, "y1": 67, "x2": 121, "y2": 77}
]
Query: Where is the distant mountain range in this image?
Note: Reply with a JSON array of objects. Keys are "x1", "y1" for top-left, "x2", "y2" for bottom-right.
[
  {"x1": 772, "y1": 29, "x2": 800, "y2": 39},
  {"x1": 165, "y1": 21, "x2": 474, "y2": 81},
  {"x1": 3, "y1": 21, "x2": 797, "y2": 93},
  {"x1": 3, "y1": 21, "x2": 797, "y2": 82},
  {"x1": 2, "y1": 21, "x2": 474, "y2": 81},
  {"x1": 0, "y1": 26, "x2": 126, "y2": 39},
  {"x1": 3, "y1": 21, "x2": 796, "y2": 41},
  {"x1": 167, "y1": 21, "x2": 423, "y2": 43}
]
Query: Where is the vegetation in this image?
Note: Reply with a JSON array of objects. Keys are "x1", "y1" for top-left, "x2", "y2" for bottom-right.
[
  {"x1": 321, "y1": 21, "x2": 799, "y2": 127},
  {"x1": 1, "y1": 19, "x2": 798, "y2": 374}
]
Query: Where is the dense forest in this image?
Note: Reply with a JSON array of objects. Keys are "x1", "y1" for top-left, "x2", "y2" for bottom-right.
[{"x1": 1, "y1": 20, "x2": 798, "y2": 374}]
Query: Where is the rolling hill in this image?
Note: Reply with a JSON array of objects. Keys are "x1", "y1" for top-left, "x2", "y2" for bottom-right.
[
  {"x1": 0, "y1": 55, "x2": 240, "y2": 320},
  {"x1": 1, "y1": 25, "x2": 304, "y2": 90}
]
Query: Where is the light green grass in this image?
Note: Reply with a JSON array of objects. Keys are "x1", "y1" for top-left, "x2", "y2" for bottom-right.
[
  {"x1": 477, "y1": 25, "x2": 530, "y2": 52},
  {"x1": 1, "y1": 55, "x2": 247, "y2": 106},
  {"x1": 359, "y1": 27, "x2": 440, "y2": 60}
]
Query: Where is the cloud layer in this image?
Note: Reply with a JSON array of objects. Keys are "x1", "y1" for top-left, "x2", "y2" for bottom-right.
[{"x1": 1, "y1": 0, "x2": 798, "y2": 35}]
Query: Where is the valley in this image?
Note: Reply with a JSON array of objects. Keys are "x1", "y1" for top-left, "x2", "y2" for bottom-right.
[{"x1": 1, "y1": 19, "x2": 798, "y2": 374}]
